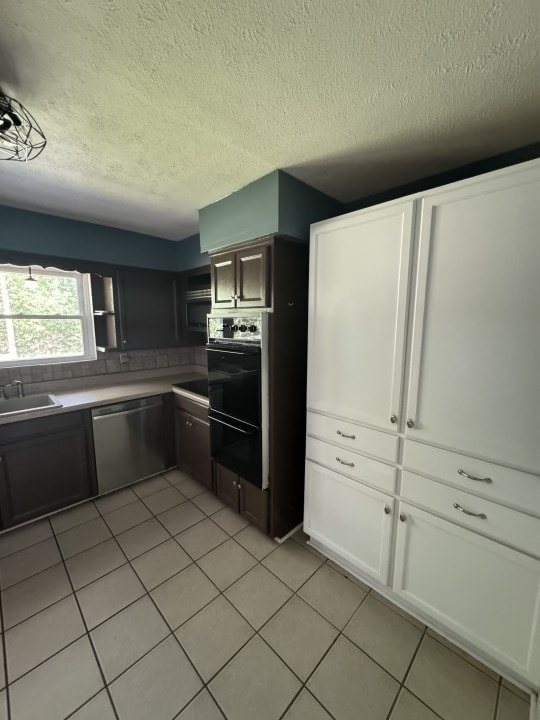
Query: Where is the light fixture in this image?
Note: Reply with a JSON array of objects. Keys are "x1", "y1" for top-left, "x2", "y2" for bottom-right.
[
  {"x1": 0, "y1": 90, "x2": 46, "y2": 161},
  {"x1": 25, "y1": 267, "x2": 38, "y2": 288}
]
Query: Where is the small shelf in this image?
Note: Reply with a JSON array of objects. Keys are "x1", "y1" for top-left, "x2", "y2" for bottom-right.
[{"x1": 91, "y1": 275, "x2": 118, "y2": 351}]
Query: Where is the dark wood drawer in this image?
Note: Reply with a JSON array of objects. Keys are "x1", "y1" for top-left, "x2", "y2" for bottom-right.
[
  {"x1": 0, "y1": 410, "x2": 86, "y2": 443},
  {"x1": 173, "y1": 393, "x2": 209, "y2": 421}
]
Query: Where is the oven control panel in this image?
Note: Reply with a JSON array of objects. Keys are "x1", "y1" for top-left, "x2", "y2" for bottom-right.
[{"x1": 207, "y1": 315, "x2": 262, "y2": 343}]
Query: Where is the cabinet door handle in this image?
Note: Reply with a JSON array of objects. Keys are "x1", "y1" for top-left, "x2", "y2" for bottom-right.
[
  {"x1": 457, "y1": 469, "x2": 492, "y2": 484},
  {"x1": 336, "y1": 457, "x2": 354, "y2": 467},
  {"x1": 336, "y1": 430, "x2": 355, "y2": 439},
  {"x1": 384, "y1": 505, "x2": 391, "y2": 515},
  {"x1": 390, "y1": 415, "x2": 397, "y2": 424},
  {"x1": 406, "y1": 419, "x2": 415, "y2": 428},
  {"x1": 453, "y1": 502, "x2": 487, "y2": 519},
  {"x1": 399, "y1": 513, "x2": 407, "y2": 522}
]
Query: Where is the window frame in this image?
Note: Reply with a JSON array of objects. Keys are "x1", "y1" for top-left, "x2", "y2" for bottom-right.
[{"x1": 0, "y1": 265, "x2": 97, "y2": 368}]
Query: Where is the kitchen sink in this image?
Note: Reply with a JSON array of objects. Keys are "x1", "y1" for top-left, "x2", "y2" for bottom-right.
[{"x1": 0, "y1": 393, "x2": 63, "y2": 417}]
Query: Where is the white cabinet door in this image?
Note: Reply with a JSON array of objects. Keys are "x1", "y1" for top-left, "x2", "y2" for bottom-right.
[
  {"x1": 406, "y1": 163, "x2": 540, "y2": 472},
  {"x1": 393, "y1": 502, "x2": 540, "y2": 685},
  {"x1": 307, "y1": 201, "x2": 415, "y2": 432},
  {"x1": 304, "y1": 460, "x2": 394, "y2": 584}
]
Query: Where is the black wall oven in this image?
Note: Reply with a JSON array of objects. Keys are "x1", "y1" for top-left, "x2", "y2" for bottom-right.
[{"x1": 207, "y1": 315, "x2": 266, "y2": 488}]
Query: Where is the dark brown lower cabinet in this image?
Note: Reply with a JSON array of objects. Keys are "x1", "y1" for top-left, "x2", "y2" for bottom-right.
[
  {"x1": 215, "y1": 462, "x2": 269, "y2": 534},
  {"x1": 174, "y1": 395, "x2": 212, "y2": 491},
  {"x1": 215, "y1": 463, "x2": 240, "y2": 509},
  {"x1": 0, "y1": 411, "x2": 96, "y2": 529}
]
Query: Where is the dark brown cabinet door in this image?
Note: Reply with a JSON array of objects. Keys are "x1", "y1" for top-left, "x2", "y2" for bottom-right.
[
  {"x1": 174, "y1": 408, "x2": 212, "y2": 491},
  {"x1": 0, "y1": 426, "x2": 94, "y2": 529},
  {"x1": 236, "y1": 245, "x2": 270, "y2": 308},
  {"x1": 189, "y1": 415, "x2": 212, "y2": 490},
  {"x1": 117, "y1": 270, "x2": 178, "y2": 349},
  {"x1": 211, "y1": 253, "x2": 236, "y2": 309},
  {"x1": 215, "y1": 463, "x2": 240, "y2": 510},
  {"x1": 238, "y1": 480, "x2": 269, "y2": 534},
  {"x1": 174, "y1": 408, "x2": 192, "y2": 473}
]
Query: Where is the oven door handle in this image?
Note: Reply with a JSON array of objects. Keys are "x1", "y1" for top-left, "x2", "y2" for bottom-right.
[
  {"x1": 210, "y1": 415, "x2": 254, "y2": 435},
  {"x1": 207, "y1": 348, "x2": 246, "y2": 355},
  {"x1": 207, "y1": 346, "x2": 260, "y2": 356}
]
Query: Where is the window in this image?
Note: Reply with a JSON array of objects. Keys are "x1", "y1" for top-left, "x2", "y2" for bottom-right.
[{"x1": 0, "y1": 265, "x2": 96, "y2": 367}]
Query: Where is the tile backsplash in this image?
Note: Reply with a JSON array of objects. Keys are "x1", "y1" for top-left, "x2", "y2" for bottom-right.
[{"x1": 0, "y1": 346, "x2": 207, "y2": 387}]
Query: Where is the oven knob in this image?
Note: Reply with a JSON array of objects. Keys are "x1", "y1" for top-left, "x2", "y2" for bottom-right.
[
  {"x1": 248, "y1": 325, "x2": 258, "y2": 333},
  {"x1": 239, "y1": 324, "x2": 247, "y2": 332},
  {"x1": 231, "y1": 325, "x2": 239, "y2": 332}
]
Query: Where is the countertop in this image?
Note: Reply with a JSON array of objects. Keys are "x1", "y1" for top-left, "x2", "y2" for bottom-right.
[{"x1": 0, "y1": 370, "x2": 208, "y2": 426}]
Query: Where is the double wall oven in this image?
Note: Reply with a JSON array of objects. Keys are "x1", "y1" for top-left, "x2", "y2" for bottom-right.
[{"x1": 207, "y1": 314, "x2": 269, "y2": 489}]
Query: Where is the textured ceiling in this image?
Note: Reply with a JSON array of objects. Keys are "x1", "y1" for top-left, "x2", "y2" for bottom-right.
[{"x1": 0, "y1": 0, "x2": 539, "y2": 241}]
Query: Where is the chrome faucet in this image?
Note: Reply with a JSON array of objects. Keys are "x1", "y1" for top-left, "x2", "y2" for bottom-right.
[{"x1": 1, "y1": 380, "x2": 25, "y2": 400}]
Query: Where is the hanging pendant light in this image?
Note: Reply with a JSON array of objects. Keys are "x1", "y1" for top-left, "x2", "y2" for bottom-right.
[{"x1": 0, "y1": 90, "x2": 46, "y2": 162}]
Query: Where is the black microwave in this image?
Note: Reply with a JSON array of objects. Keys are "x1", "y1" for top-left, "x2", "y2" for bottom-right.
[{"x1": 186, "y1": 298, "x2": 211, "y2": 330}]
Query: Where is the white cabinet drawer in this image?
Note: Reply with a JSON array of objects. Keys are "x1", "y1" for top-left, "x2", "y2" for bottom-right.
[
  {"x1": 403, "y1": 441, "x2": 540, "y2": 516},
  {"x1": 307, "y1": 412, "x2": 398, "y2": 463},
  {"x1": 306, "y1": 436, "x2": 396, "y2": 494},
  {"x1": 401, "y1": 470, "x2": 540, "y2": 558}
]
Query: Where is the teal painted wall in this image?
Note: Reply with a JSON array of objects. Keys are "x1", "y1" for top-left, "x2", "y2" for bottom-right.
[
  {"x1": 198, "y1": 170, "x2": 342, "y2": 252},
  {"x1": 0, "y1": 204, "x2": 208, "y2": 272},
  {"x1": 199, "y1": 172, "x2": 280, "y2": 252},
  {"x1": 278, "y1": 171, "x2": 342, "y2": 238},
  {"x1": 176, "y1": 233, "x2": 209, "y2": 270}
]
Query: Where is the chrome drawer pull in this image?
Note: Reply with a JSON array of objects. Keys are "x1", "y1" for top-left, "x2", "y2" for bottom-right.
[
  {"x1": 336, "y1": 457, "x2": 355, "y2": 467},
  {"x1": 337, "y1": 430, "x2": 355, "y2": 439},
  {"x1": 458, "y1": 469, "x2": 492, "y2": 484},
  {"x1": 453, "y1": 502, "x2": 487, "y2": 519}
]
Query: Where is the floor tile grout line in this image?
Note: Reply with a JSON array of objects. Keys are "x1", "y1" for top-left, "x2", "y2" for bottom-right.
[
  {"x1": 1, "y1": 495, "x2": 227, "y2": 599},
  {"x1": 0, "y1": 528, "x2": 56, "y2": 563},
  {"x1": 275, "y1": 685, "x2": 306, "y2": 720},
  {"x1": 91, "y1": 501, "x2": 215, "y2": 720},
  {"x1": 0, "y1": 518, "x2": 22, "y2": 720},
  {"x1": 170, "y1": 687, "x2": 228, "y2": 720},
  {"x1": 94, "y1": 486, "x2": 338, "y2": 718},
  {"x1": 0, "y1": 481, "x2": 515, "y2": 719},
  {"x1": 3, "y1": 541, "x2": 499, "y2": 720},
  {"x1": 398, "y1": 625, "x2": 427, "y2": 691},
  {"x1": 48, "y1": 525, "x2": 121, "y2": 720},
  {"x1": 6, "y1": 631, "x2": 89, "y2": 688},
  {"x1": 0, "y1": 566, "x2": 73, "y2": 631},
  {"x1": 63, "y1": 687, "x2": 113, "y2": 720},
  {"x1": 425, "y1": 630, "x2": 503, "y2": 684},
  {"x1": 382, "y1": 638, "x2": 425, "y2": 720}
]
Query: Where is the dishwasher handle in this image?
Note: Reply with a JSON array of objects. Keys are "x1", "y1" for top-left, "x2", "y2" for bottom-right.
[{"x1": 92, "y1": 402, "x2": 162, "y2": 420}]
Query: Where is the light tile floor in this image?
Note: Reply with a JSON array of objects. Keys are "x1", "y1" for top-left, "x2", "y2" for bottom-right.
[{"x1": 0, "y1": 469, "x2": 532, "y2": 720}]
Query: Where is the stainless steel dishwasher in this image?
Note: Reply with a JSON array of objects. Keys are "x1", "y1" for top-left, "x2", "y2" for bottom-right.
[{"x1": 92, "y1": 396, "x2": 166, "y2": 494}]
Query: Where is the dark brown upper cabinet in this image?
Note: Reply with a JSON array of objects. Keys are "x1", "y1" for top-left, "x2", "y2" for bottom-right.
[
  {"x1": 116, "y1": 270, "x2": 178, "y2": 350},
  {"x1": 211, "y1": 243, "x2": 270, "y2": 310},
  {"x1": 176, "y1": 265, "x2": 211, "y2": 346},
  {"x1": 0, "y1": 411, "x2": 96, "y2": 529},
  {"x1": 211, "y1": 252, "x2": 236, "y2": 309}
]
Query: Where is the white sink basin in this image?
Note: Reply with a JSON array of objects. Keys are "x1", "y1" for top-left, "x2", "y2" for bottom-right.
[{"x1": 0, "y1": 393, "x2": 63, "y2": 417}]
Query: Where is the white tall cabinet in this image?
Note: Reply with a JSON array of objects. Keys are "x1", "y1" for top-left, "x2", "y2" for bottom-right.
[
  {"x1": 307, "y1": 201, "x2": 415, "y2": 432},
  {"x1": 304, "y1": 159, "x2": 540, "y2": 694},
  {"x1": 407, "y1": 169, "x2": 540, "y2": 471}
]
